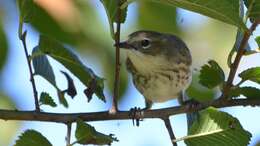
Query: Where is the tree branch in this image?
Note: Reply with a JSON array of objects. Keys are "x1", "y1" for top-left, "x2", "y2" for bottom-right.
[
  {"x1": 111, "y1": 0, "x2": 122, "y2": 114},
  {"x1": 222, "y1": 21, "x2": 259, "y2": 98},
  {"x1": 20, "y1": 31, "x2": 40, "y2": 112},
  {"x1": 163, "y1": 118, "x2": 177, "y2": 146},
  {"x1": 0, "y1": 98, "x2": 259, "y2": 123}
]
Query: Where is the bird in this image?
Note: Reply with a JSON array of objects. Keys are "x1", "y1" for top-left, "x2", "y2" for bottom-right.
[{"x1": 116, "y1": 30, "x2": 192, "y2": 110}]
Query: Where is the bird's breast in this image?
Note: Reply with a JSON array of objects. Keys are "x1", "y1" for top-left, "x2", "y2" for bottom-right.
[{"x1": 126, "y1": 51, "x2": 192, "y2": 103}]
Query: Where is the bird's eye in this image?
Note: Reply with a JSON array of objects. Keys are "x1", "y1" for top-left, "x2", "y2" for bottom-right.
[{"x1": 141, "y1": 39, "x2": 151, "y2": 49}]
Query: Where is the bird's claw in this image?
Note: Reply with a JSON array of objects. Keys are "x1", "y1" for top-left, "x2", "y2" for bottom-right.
[
  {"x1": 129, "y1": 107, "x2": 144, "y2": 126},
  {"x1": 184, "y1": 99, "x2": 201, "y2": 111}
]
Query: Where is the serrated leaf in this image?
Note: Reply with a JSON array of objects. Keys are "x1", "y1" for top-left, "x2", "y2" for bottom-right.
[
  {"x1": 32, "y1": 46, "x2": 56, "y2": 87},
  {"x1": 60, "y1": 71, "x2": 77, "y2": 98},
  {"x1": 183, "y1": 107, "x2": 251, "y2": 146},
  {"x1": 199, "y1": 60, "x2": 225, "y2": 89},
  {"x1": 38, "y1": 35, "x2": 105, "y2": 102},
  {"x1": 230, "y1": 86, "x2": 260, "y2": 99},
  {"x1": 244, "y1": 0, "x2": 260, "y2": 20},
  {"x1": 0, "y1": 18, "x2": 8, "y2": 71},
  {"x1": 15, "y1": 130, "x2": 52, "y2": 146},
  {"x1": 239, "y1": 67, "x2": 260, "y2": 84},
  {"x1": 100, "y1": 0, "x2": 128, "y2": 38},
  {"x1": 255, "y1": 36, "x2": 260, "y2": 48},
  {"x1": 39, "y1": 92, "x2": 57, "y2": 107},
  {"x1": 75, "y1": 119, "x2": 118, "y2": 145},
  {"x1": 129, "y1": 0, "x2": 246, "y2": 29}
]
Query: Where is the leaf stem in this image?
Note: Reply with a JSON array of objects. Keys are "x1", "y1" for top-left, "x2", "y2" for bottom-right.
[
  {"x1": 20, "y1": 31, "x2": 40, "y2": 112},
  {"x1": 66, "y1": 123, "x2": 72, "y2": 146},
  {"x1": 222, "y1": 21, "x2": 259, "y2": 99},
  {"x1": 163, "y1": 118, "x2": 177, "y2": 146},
  {"x1": 111, "y1": 0, "x2": 122, "y2": 114}
]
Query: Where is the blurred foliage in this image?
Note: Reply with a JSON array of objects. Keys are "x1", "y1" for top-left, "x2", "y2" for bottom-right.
[
  {"x1": 0, "y1": 15, "x2": 8, "y2": 71},
  {"x1": 186, "y1": 74, "x2": 216, "y2": 102},
  {"x1": 137, "y1": 0, "x2": 178, "y2": 34},
  {"x1": 0, "y1": 93, "x2": 20, "y2": 146}
]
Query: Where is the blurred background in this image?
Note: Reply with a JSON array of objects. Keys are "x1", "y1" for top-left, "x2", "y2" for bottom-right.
[{"x1": 0, "y1": 0, "x2": 260, "y2": 146}]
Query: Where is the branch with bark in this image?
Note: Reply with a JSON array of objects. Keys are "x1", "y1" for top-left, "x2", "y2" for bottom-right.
[{"x1": 1, "y1": 98, "x2": 259, "y2": 123}]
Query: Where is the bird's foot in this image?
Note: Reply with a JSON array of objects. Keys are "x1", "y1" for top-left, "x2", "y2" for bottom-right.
[
  {"x1": 129, "y1": 107, "x2": 146, "y2": 126},
  {"x1": 183, "y1": 99, "x2": 201, "y2": 111}
]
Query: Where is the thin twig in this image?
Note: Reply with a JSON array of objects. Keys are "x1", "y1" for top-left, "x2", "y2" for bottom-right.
[
  {"x1": 163, "y1": 118, "x2": 177, "y2": 146},
  {"x1": 20, "y1": 31, "x2": 40, "y2": 112},
  {"x1": 66, "y1": 123, "x2": 72, "y2": 146},
  {"x1": 0, "y1": 98, "x2": 260, "y2": 123},
  {"x1": 222, "y1": 21, "x2": 259, "y2": 98},
  {"x1": 111, "y1": 0, "x2": 122, "y2": 114}
]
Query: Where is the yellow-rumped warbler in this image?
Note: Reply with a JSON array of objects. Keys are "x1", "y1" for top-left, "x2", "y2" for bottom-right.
[{"x1": 117, "y1": 30, "x2": 192, "y2": 109}]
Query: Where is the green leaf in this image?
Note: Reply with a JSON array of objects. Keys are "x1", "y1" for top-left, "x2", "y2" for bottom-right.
[
  {"x1": 39, "y1": 92, "x2": 57, "y2": 107},
  {"x1": 38, "y1": 35, "x2": 105, "y2": 102},
  {"x1": 132, "y1": 0, "x2": 246, "y2": 29},
  {"x1": 32, "y1": 46, "x2": 56, "y2": 87},
  {"x1": 255, "y1": 36, "x2": 260, "y2": 48},
  {"x1": 239, "y1": 67, "x2": 260, "y2": 84},
  {"x1": 32, "y1": 46, "x2": 69, "y2": 108},
  {"x1": 137, "y1": 1, "x2": 178, "y2": 33},
  {"x1": 0, "y1": 18, "x2": 8, "y2": 71},
  {"x1": 100, "y1": 0, "x2": 128, "y2": 38},
  {"x1": 183, "y1": 107, "x2": 251, "y2": 146},
  {"x1": 15, "y1": 130, "x2": 52, "y2": 146},
  {"x1": 75, "y1": 119, "x2": 118, "y2": 145},
  {"x1": 244, "y1": 0, "x2": 260, "y2": 20},
  {"x1": 230, "y1": 86, "x2": 260, "y2": 99},
  {"x1": 199, "y1": 60, "x2": 225, "y2": 89}
]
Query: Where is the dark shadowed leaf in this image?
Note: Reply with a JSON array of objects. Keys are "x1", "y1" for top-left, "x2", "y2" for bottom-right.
[
  {"x1": 75, "y1": 119, "x2": 118, "y2": 145},
  {"x1": 100, "y1": 0, "x2": 128, "y2": 38},
  {"x1": 32, "y1": 46, "x2": 56, "y2": 87},
  {"x1": 38, "y1": 35, "x2": 105, "y2": 102},
  {"x1": 129, "y1": 0, "x2": 246, "y2": 29},
  {"x1": 60, "y1": 71, "x2": 77, "y2": 98},
  {"x1": 230, "y1": 86, "x2": 260, "y2": 99},
  {"x1": 14, "y1": 130, "x2": 52, "y2": 146},
  {"x1": 239, "y1": 67, "x2": 260, "y2": 84},
  {"x1": 39, "y1": 92, "x2": 57, "y2": 107},
  {"x1": 199, "y1": 60, "x2": 225, "y2": 89},
  {"x1": 137, "y1": 1, "x2": 178, "y2": 34},
  {"x1": 0, "y1": 18, "x2": 8, "y2": 71},
  {"x1": 183, "y1": 107, "x2": 251, "y2": 146}
]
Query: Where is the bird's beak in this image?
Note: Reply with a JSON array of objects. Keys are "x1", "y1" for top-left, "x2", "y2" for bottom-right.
[{"x1": 114, "y1": 41, "x2": 135, "y2": 50}]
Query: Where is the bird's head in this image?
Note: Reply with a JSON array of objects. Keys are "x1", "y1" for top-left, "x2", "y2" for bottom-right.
[{"x1": 116, "y1": 30, "x2": 192, "y2": 66}]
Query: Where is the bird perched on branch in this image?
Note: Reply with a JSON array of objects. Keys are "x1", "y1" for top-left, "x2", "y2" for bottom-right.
[{"x1": 116, "y1": 30, "x2": 192, "y2": 109}]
